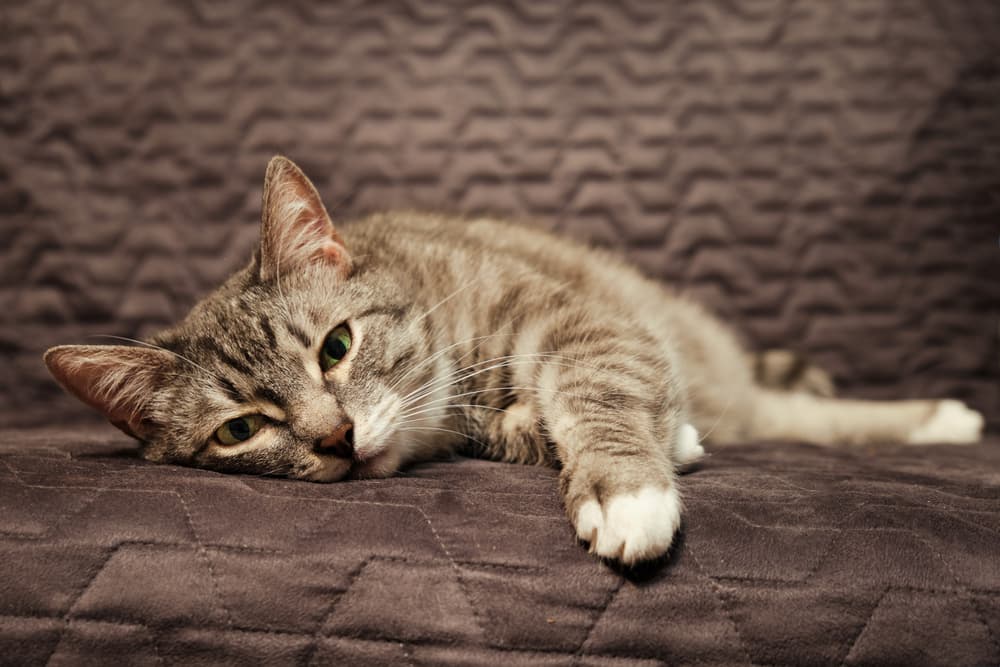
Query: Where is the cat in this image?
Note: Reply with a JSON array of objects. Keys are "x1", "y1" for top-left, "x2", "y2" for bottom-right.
[{"x1": 44, "y1": 156, "x2": 985, "y2": 566}]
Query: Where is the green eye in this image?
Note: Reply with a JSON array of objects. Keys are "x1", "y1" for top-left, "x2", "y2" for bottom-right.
[
  {"x1": 215, "y1": 415, "x2": 264, "y2": 445},
  {"x1": 320, "y1": 324, "x2": 352, "y2": 371}
]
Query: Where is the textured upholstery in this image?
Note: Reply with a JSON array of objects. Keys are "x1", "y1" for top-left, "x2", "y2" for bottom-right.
[
  {"x1": 2, "y1": 430, "x2": 999, "y2": 666},
  {"x1": 1, "y1": 1, "x2": 998, "y2": 665}
]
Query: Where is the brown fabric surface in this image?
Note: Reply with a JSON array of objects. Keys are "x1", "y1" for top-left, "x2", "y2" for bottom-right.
[
  {"x1": 2, "y1": 429, "x2": 999, "y2": 666},
  {"x1": 2, "y1": 0, "x2": 998, "y2": 427},
  {"x1": 1, "y1": 1, "x2": 999, "y2": 665}
]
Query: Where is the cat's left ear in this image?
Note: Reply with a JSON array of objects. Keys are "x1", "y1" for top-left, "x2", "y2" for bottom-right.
[
  {"x1": 43, "y1": 344, "x2": 173, "y2": 440},
  {"x1": 258, "y1": 155, "x2": 352, "y2": 282}
]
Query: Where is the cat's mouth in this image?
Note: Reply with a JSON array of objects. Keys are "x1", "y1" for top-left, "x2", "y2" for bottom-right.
[
  {"x1": 299, "y1": 439, "x2": 397, "y2": 482},
  {"x1": 348, "y1": 446, "x2": 400, "y2": 480}
]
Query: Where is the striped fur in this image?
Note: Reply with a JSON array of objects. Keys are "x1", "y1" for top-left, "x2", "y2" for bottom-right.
[{"x1": 44, "y1": 157, "x2": 985, "y2": 565}]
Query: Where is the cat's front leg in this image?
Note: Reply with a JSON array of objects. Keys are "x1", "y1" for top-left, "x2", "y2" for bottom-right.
[{"x1": 536, "y1": 355, "x2": 690, "y2": 565}]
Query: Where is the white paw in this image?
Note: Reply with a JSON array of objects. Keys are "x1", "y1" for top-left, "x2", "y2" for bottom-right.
[
  {"x1": 907, "y1": 400, "x2": 984, "y2": 445},
  {"x1": 675, "y1": 423, "x2": 705, "y2": 467},
  {"x1": 574, "y1": 486, "x2": 682, "y2": 565}
]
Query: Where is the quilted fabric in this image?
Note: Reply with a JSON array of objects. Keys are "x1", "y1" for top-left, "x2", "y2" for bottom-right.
[
  {"x1": 2, "y1": 430, "x2": 1000, "y2": 666},
  {"x1": 1, "y1": 0, "x2": 998, "y2": 665}
]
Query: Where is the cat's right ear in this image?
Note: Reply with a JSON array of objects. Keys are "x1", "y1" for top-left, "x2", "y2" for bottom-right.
[
  {"x1": 258, "y1": 155, "x2": 352, "y2": 282},
  {"x1": 43, "y1": 345, "x2": 172, "y2": 440}
]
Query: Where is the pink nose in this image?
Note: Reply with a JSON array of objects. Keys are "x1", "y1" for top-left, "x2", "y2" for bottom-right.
[{"x1": 315, "y1": 422, "x2": 354, "y2": 459}]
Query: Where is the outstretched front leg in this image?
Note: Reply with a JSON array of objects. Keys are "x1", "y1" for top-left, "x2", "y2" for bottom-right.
[{"x1": 533, "y1": 328, "x2": 692, "y2": 566}]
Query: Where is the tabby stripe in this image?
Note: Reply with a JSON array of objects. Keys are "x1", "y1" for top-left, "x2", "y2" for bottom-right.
[
  {"x1": 255, "y1": 385, "x2": 284, "y2": 407},
  {"x1": 216, "y1": 376, "x2": 245, "y2": 403},
  {"x1": 555, "y1": 382, "x2": 638, "y2": 411},
  {"x1": 540, "y1": 326, "x2": 620, "y2": 354},
  {"x1": 585, "y1": 440, "x2": 647, "y2": 457},
  {"x1": 780, "y1": 354, "x2": 809, "y2": 387},
  {"x1": 259, "y1": 315, "x2": 277, "y2": 349},
  {"x1": 385, "y1": 347, "x2": 417, "y2": 378},
  {"x1": 356, "y1": 304, "x2": 410, "y2": 321},
  {"x1": 486, "y1": 284, "x2": 528, "y2": 333},
  {"x1": 307, "y1": 307, "x2": 325, "y2": 327},
  {"x1": 201, "y1": 339, "x2": 253, "y2": 376},
  {"x1": 285, "y1": 322, "x2": 311, "y2": 348}
]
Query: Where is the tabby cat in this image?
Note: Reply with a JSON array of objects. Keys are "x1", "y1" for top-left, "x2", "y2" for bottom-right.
[{"x1": 45, "y1": 157, "x2": 984, "y2": 565}]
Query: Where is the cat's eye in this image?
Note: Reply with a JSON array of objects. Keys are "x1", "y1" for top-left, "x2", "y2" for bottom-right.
[
  {"x1": 320, "y1": 324, "x2": 352, "y2": 372},
  {"x1": 215, "y1": 415, "x2": 264, "y2": 445}
]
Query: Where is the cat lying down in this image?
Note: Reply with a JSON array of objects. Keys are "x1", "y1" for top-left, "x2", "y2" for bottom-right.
[{"x1": 45, "y1": 157, "x2": 985, "y2": 566}]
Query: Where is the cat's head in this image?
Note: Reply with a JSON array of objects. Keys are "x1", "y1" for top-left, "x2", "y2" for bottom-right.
[{"x1": 44, "y1": 157, "x2": 448, "y2": 481}]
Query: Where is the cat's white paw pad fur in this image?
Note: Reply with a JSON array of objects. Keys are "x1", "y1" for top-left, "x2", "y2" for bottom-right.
[
  {"x1": 575, "y1": 486, "x2": 681, "y2": 565},
  {"x1": 675, "y1": 423, "x2": 705, "y2": 466},
  {"x1": 907, "y1": 400, "x2": 984, "y2": 445}
]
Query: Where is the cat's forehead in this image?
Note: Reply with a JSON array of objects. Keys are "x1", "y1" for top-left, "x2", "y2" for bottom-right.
[
  {"x1": 153, "y1": 279, "x2": 310, "y2": 359},
  {"x1": 150, "y1": 265, "x2": 389, "y2": 365}
]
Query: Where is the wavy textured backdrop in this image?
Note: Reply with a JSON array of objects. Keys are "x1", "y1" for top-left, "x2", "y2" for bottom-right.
[
  {"x1": 2, "y1": 3, "x2": 1000, "y2": 666},
  {"x1": 1, "y1": 0, "x2": 997, "y2": 426}
]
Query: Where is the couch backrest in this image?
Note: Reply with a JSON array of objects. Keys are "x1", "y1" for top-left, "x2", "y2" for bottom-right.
[{"x1": 2, "y1": 1, "x2": 997, "y2": 427}]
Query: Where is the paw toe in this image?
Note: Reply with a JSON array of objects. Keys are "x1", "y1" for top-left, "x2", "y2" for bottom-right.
[
  {"x1": 908, "y1": 400, "x2": 984, "y2": 445},
  {"x1": 575, "y1": 486, "x2": 682, "y2": 566}
]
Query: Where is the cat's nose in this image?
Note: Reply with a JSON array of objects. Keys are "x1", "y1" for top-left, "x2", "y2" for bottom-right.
[{"x1": 315, "y1": 422, "x2": 354, "y2": 459}]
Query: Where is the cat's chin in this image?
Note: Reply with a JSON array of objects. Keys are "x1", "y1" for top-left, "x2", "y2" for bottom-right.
[
  {"x1": 296, "y1": 446, "x2": 402, "y2": 483},
  {"x1": 349, "y1": 446, "x2": 403, "y2": 480},
  {"x1": 299, "y1": 458, "x2": 352, "y2": 483}
]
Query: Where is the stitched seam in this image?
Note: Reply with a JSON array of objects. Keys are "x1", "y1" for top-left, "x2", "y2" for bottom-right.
[
  {"x1": 572, "y1": 577, "x2": 625, "y2": 665},
  {"x1": 176, "y1": 492, "x2": 235, "y2": 629},
  {"x1": 838, "y1": 587, "x2": 889, "y2": 667},
  {"x1": 0, "y1": 486, "x2": 104, "y2": 541},
  {"x1": 61, "y1": 616, "x2": 164, "y2": 666},
  {"x1": 892, "y1": 523, "x2": 1000, "y2": 658},
  {"x1": 453, "y1": 560, "x2": 546, "y2": 572},
  {"x1": 412, "y1": 505, "x2": 490, "y2": 642},
  {"x1": 686, "y1": 547, "x2": 756, "y2": 666},
  {"x1": 40, "y1": 543, "x2": 125, "y2": 666},
  {"x1": 301, "y1": 557, "x2": 372, "y2": 667},
  {"x1": 0, "y1": 611, "x2": 884, "y2": 665}
]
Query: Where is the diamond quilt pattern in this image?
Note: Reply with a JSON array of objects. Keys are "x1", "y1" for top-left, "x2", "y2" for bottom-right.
[
  {"x1": 1, "y1": 1, "x2": 999, "y2": 665},
  {"x1": 2, "y1": 429, "x2": 999, "y2": 666}
]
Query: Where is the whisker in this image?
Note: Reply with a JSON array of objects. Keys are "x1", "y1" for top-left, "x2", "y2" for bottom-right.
[
  {"x1": 388, "y1": 332, "x2": 511, "y2": 394},
  {"x1": 396, "y1": 425, "x2": 487, "y2": 452},
  {"x1": 399, "y1": 353, "x2": 609, "y2": 409},
  {"x1": 397, "y1": 403, "x2": 508, "y2": 421},
  {"x1": 409, "y1": 384, "x2": 623, "y2": 413},
  {"x1": 410, "y1": 279, "x2": 484, "y2": 326},
  {"x1": 88, "y1": 334, "x2": 223, "y2": 381},
  {"x1": 697, "y1": 390, "x2": 736, "y2": 444}
]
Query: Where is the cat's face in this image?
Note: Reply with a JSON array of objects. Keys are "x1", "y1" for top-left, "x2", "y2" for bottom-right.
[
  {"x1": 138, "y1": 267, "x2": 442, "y2": 481},
  {"x1": 44, "y1": 157, "x2": 449, "y2": 481}
]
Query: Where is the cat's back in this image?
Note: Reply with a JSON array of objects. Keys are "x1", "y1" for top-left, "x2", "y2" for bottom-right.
[{"x1": 343, "y1": 211, "x2": 656, "y2": 299}]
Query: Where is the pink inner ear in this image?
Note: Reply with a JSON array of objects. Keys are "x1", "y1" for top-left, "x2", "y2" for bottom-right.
[
  {"x1": 317, "y1": 240, "x2": 352, "y2": 278},
  {"x1": 259, "y1": 158, "x2": 352, "y2": 281},
  {"x1": 44, "y1": 345, "x2": 170, "y2": 441}
]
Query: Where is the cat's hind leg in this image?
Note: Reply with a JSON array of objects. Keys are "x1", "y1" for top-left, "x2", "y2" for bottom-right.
[
  {"x1": 905, "y1": 399, "x2": 985, "y2": 445},
  {"x1": 749, "y1": 390, "x2": 984, "y2": 446}
]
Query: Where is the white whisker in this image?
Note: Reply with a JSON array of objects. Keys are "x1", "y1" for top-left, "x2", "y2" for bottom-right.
[{"x1": 88, "y1": 334, "x2": 222, "y2": 381}]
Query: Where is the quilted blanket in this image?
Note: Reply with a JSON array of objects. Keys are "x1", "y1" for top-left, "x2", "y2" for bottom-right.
[
  {"x1": 3, "y1": 429, "x2": 999, "y2": 666},
  {"x1": 1, "y1": 1, "x2": 998, "y2": 665}
]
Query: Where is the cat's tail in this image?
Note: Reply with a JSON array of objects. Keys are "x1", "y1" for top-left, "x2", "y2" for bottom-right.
[
  {"x1": 747, "y1": 389, "x2": 984, "y2": 446},
  {"x1": 749, "y1": 349, "x2": 835, "y2": 397}
]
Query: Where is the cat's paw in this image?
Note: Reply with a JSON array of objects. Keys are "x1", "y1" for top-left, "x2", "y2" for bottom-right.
[
  {"x1": 675, "y1": 423, "x2": 705, "y2": 469},
  {"x1": 574, "y1": 486, "x2": 681, "y2": 566},
  {"x1": 907, "y1": 400, "x2": 984, "y2": 445}
]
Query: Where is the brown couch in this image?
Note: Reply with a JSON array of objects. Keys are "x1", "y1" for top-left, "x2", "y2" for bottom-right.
[{"x1": 2, "y1": 2, "x2": 998, "y2": 665}]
